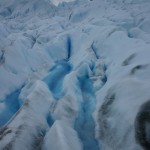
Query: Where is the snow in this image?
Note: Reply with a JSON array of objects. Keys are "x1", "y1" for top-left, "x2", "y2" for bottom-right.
[
  {"x1": 0, "y1": 0, "x2": 150, "y2": 149},
  {"x1": 51, "y1": 0, "x2": 76, "y2": 6},
  {"x1": 42, "y1": 120, "x2": 82, "y2": 150}
]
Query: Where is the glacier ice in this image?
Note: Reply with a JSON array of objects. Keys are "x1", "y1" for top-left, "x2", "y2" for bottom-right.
[
  {"x1": 0, "y1": 0, "x2": 150, "y2": 150},
  {"x1": 0, "y1": 80, "x2": 54, "y2": 150},
  {"x1": 42, "y1": 120, "x2": 83, "y2": 150}
]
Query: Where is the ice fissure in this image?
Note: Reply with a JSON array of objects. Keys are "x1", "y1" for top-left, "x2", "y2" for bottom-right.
[
  {"x1": 43, "y1": 60, "x2": 72, "y2": 100},
  {"x1": 0, "y1": 86, "x2": 24, "y2": 127},
  {"x1": 74, "y1": 75, "x2": 100, "y2": 150},
  {"x1": 0, "y1": 0, "x2": 150, "y2": 150}
]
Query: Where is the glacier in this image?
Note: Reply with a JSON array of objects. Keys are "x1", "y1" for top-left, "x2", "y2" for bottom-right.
[{"x1": 0, "y1": 0, "x2": 150, "y2": 150}]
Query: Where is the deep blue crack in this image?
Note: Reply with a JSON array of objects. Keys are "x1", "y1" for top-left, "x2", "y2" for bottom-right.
[
  {"x1": 46, "y1": 114, "x2": 54, "y2": 127},
  {"x1": 74, "y1": 75, "x2": 100, "y2": 150},
  {"x1": 128, "y1": 32, "x2": 134, "y2": 38},
  {"x1": 0, "y1": 86, "x2": 24, "y2": 127},
  {"x1": 101, "y1": 74, "x2": 107, "y2": 84},
  {"x1": 43, "y1": 60, "x2": 72, "y2": 100}
]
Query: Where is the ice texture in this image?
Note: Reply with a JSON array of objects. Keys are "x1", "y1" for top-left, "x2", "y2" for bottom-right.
[{"x1": 0, "y1": 0, "x2": 150, "y2": 150}]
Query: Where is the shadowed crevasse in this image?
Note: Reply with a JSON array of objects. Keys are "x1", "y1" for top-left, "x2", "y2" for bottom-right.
[
  {"x1": 74, "y1": 75, "x2": 100, "y2": 150},
  {"x1": 67, "y1": 36, "x2": 72, "y2": 60},
  {"x1": 0, "y1": 87, "x2": 24, "y2": 127},
  {"x1": 43, "y1": 60, "x2": 72, "y2": 100}
]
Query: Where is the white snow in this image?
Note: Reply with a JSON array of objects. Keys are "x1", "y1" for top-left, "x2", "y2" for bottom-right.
[
  {"x1": 51, "y1": 0, "x2": 75, "y2": 6},
  {"x1": 42, "y1": 120, "x2": 82, "y2": 150}
]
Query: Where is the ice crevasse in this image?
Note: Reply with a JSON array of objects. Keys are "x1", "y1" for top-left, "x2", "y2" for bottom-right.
[{"x1": 0, "y1": 0, "x2": 150, "y2": 150}]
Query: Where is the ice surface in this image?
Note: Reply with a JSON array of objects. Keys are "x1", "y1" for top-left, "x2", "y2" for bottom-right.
[
  {"x1": 42, "y1": 120, "x2": 82, "y2": 150},
  {"x1": 0, "y1": 80, "x2": 55, "y2": 150},
  {"x1": 0, "y1": 0, "x2": 150, "y2": 150},
  {"x1": 51, "y1": 0, "x2": 76, "y2": 6}
]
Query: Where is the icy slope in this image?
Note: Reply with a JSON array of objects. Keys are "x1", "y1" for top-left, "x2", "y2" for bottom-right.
[{"x1": 0, "y1": 0, "x2": 150, "y2": 150}]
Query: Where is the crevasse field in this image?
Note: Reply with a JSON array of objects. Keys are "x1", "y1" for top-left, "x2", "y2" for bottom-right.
[{"x1": 0, "y1": 0, "x2": 150, "y2": 150}]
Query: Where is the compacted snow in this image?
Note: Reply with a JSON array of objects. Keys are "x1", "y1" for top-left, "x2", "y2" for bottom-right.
[{"x1": 0, "y1": 0, "x2": 150, "y2": 150}]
